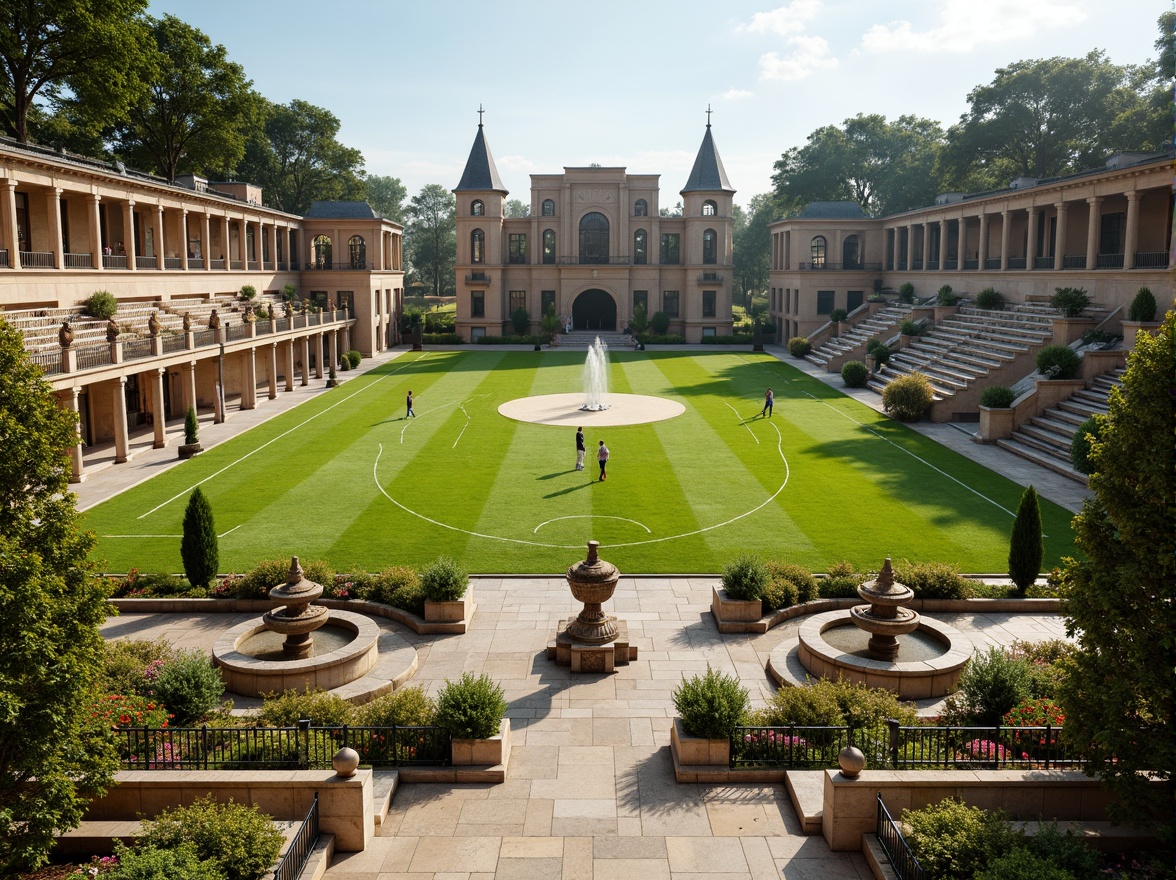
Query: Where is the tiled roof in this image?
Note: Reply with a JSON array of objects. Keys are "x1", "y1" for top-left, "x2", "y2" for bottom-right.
[
  {"x1": 795, "y1": 201, "x2": 870, "y2": 219},
  {"x1": 304, "y1": 201, "x2": 380, "y2": 219},
  {"x1": 681, "y1": 125, "x2": 735, "y2": 194},
  {"x1": 454, "y1": 125, "x2": 508, "y2": 194}
]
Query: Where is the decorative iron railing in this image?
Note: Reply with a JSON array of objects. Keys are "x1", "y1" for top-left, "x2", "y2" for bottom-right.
[
  {"x1": 188, "y1": 258, "x2": 203, "y2": 269},
  {"x1": 135, "y1": 256, "x2": 156, "y2": 269},
  {"x1": 20, "y1": 251, "x2": 55, "y2": 268},
  {"x1": 77, "y1": 344, "x2": 113, "y2": 370},
  {"x1": 164, "y1": 257, "x2": 183, "y2": 269},
  {"x1": 963, "y1": 258, "x2": 979, "y2": 270},
  {"x1": 192, "y1": 329, "x2": 217, "y2": 348},
  {"x1": 984, "y1": 258, "x2": 1001, "y2": 269},
  {"x1": 123, "y1": 338, "x2": 153, "y2": 360},
  {"x1": 926, "y1": 260, "x2": 939, "y2": 270},
  {"x1": 162, "y1": 334, "x2": 187, "y2": 353},
  {"x1": 1062, "y1": 254, "x2": 1085, "y2": 268},
  {"x1": 0, "y1": 248, "x2": 8, "y2": 267},
  {"x1": 29, "y1": 349, "x2": 63, "y2": 375},
  {"x1": 797, "y1": 262, "x2": 882, "y2": 271},
  {"x1": 1007, "y1": 257, "x2": 1027, "y2": 270},
  {"x1": 65, "y1": 253, "x2": 94, "y2": 268},
  {"x1": 876, "y1": 795, "x2": 926, "y2": 880},
  {"x1": 104, "y1": 255, "x2": 129, "y2": 269},
  {"x1": 273, "y1": 794, "x2": 319, "y2": 880},
  {"x1": 210, "y1": 259, "x2": 225, "y2": 270},
  {"x1": 1096, "y1": 253, "x2": 1124, "y2": 269},
  {"x1": 1133, "y1": 251, "x2": 1167, "y2": 268}
]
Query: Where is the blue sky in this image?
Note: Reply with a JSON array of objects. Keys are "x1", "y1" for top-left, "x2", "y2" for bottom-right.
[{"x1": 148, "y1": 0, "x2": 1166, "y2": 209}]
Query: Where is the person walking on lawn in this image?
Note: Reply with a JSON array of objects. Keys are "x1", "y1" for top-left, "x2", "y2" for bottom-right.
[
  {"x1": 597, "y1": 439, "x2": 610, "y2": 481},
  {"x1": 761, "y1": 387, "x2": 774, "y2": 418},
  {"x1": 406, "y1": 390, "x2": 416, "y2": 418},
  {"x1": 575, "y1": 427, "x2": 586, "y2": 470}
]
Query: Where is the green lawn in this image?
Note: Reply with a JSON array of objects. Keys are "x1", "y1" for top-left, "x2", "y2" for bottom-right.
[{"x1": 83, "y1": 350, "x2": 1077, "y2": 575}]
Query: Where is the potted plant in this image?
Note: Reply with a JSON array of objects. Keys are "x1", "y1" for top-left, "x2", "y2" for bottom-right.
[
  {"x1": 977, "y1": 385, "x2": 1016, "y2": 442},
  {"x1": 435, "y1": 672, "x2": 510, "y2": 765},
  {"x1": 829, "y1": 308, "x2": 848, "y2": 336},
  {"x1": 711, "y1": 553, "x2": 768, "y2": 628},
  {"x1": 421, "y1": 555, "x2": 473, "y2": 624},
  {"x1": 178, "y1": 406, "x2": 202, "y2": 459},
  {"x1": 670, "y1": 665, "x2": 749, "y2": 766}
]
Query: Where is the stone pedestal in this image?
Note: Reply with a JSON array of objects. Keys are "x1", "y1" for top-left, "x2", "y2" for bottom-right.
[{"x1": 547, "y1": 619, "x2": 637, "y2": 671}]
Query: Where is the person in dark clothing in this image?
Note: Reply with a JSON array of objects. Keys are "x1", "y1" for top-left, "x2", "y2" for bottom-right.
[
  {"x1": 597, "y1": 440, "x2": 610, "y2": 481},
  {"x1": 761, "y1": 387, "x2": 774, "y2": 418},
  {"x1": 575, "y1": 427, "x2": 586, "y2": 470},
  {"x1": 406, "y1": 390, "x2": 416, "y2": 418}
]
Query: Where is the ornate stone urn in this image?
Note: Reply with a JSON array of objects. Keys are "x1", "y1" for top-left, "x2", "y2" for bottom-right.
[
  {"x1": 565, "y1": 541, "x2": 620, "y2": 644},
  {"x1": 182, "y1": 312, "x2": 192, "y2": 332},
  {"x1": 849, "y1": 557, "x2": 920, "y2": 661},
  {"x1": 58, "y1": 320, "x2": 73, "y2": 347},
  {"x1": 208, "y1": 308, "x2": 221, "y2": 330},
  {"x1": 106, "y1": 317, "x2": 120, "y2": 342},
  {"x1": 262, "y1": 556, "x2": 329, "y2": 659},
  {"x1": 148, "y1": 311, "x2": 161, "y2": 335}
]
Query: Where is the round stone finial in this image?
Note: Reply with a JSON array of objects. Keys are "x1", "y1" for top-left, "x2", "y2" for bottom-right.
[
  {"x1": 838, "y1": 746, "x2": 866, "y2": 778},
  {"x1": 332, "y1": 747, "x2": 359, "y2": 777},
  {"x1": 586, "y1": 540, "x2": 600, "y2": 564},
  {"x1": 288, "y1": 556, "x2": 303, "y2": 584}
]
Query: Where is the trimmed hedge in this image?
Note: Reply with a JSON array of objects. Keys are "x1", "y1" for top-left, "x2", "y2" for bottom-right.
[
  {"x1": 882, "y1": 373, "x2": 934, "y2": 421},
  {"x1": 1035, "y1": 345, "x2": 1080, "y2": 380},
  {"x1": 788, "y1": 336, "x2": 812, "y2": 357},
  {"x1": 841, "y1": 360, "x2": 868, "y2": 388},
  {"x1": 979, "y1": 385, "x2": 1015, "y2": 408}
]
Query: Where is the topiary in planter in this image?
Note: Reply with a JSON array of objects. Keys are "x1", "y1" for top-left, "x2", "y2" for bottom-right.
[
  {"x1": 788, "y1": 336, "x2": 811, "y2": 358},
  {"x1": 421, "y1": 555, "x2": 469, "y2": 601},
  {"x1": 899, "y1": 319, "x2": 924, "y2": 336},
  {"x1": 184, "y1": 406, "x2": 199, "y2": 445},
  {"x1": 1035, "y1": 344, "x2": 1080, "y2": 380},
  {"x1": 882, "y1": 373, "x2": 933, "y2": 421},
  {"x1": 975, "y1": 287, "x2": 1004, "y2": 310},
  {"x1": 346, "y1": 350, "x2": 362, "y2": 368},
  {"x1": 239, "y1": 284, "x2": 257, "y2": 301},
  {"x1": 83, "y1": 290, "x2": 118, "y2": 319},
  {"x1": 829, "y1": 308, "x2": 848, "y2": 324},
  {"x1": 1069, "y1": 415, "x2": 1101, "y2": 474},
  {"x1": 841, "y1": 360, "x2": 868, "y2": 388},
  {"x1": 936, "y1": 284, "x2": 957, "y2": 306},
  {"x1": 1127, "y1": 286, "x2": 1156, "y2": 322},
  {"x1": 897, "y1": 282, "x2": 915, "y2": 304},
  {"x1": 1049, "y1": 286, "x2": 1090, "y2": 318},
  {"x1": 979, "y1": 385, "x2": 1015, "y2": 408},
  {"x1": 434, "y1": 672, "x2": 507, "y2": 740},
  {"x1": 721, "y1": 553, "x2": 770, "y2": 601},
  {"x1": 672, "y1": 664, "x2": 749, "y2": 740}
]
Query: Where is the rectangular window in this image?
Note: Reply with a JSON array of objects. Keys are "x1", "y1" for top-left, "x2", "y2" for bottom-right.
[
  {"x1": 847, "y1": 290, "x2": 864, "y2": 312},
  {"x1": 817, "y1": 290, "x2": 834, "y2": 315},
  {"x1": 702, "y1": 290, "x2": 716, "y2": 318},
  {"x1": 15, "y1": 192, "x2": 29, "y2": 250},
  {"x1": 1099, "y1": 212, "x2": 1125, "y2": 255},
  {"x1": 702, "y1": 327, "x2": 716, "y2": 337},
  {"x1": 633, "y1": 290, "x2": 648, "y2": 315},
  {"x1": 541, "y1": 290, "x2": 555, "y2": 316},
  {"x1": 59, "y1": 200, "x2": 70, "y2": 254},
  {"x1": 660, "y1": 233, "x2": 680, "y2": 264},
  {"x1": 508, "y1": 233, "x2": 527, "y2": 264},
  {"x1": 470, "y1": 326, "x2": 486, "y2": 340},
  {"x1": 509, "y1": 290, "x2": 526, "y2": 313},
  {"x1": 471, "y1": 291, "x2": 485, "y2": 318},
  {"x1": 663, "y1": 290, "x2": 679, "y2": 317}
]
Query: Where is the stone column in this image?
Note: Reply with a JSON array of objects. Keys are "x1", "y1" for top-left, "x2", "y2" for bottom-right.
[
  {"x1": 890, "y1": 226, "x2": 899, "y2": 270},
  {"x1": 151, "y1": 368, "x2": 167, "y2": 447},
  {"x1": 202, "y1": 212, "x2": 212, "y2": 269},
  {"x1": 313, "y1": 332, "x2": 324, "y2": 379},
  {"x1": 1026, "y1": 206, "x2": 1038, "y2": 269},
  {"x1": 47, "y1": 188, "x2": 64, "y2": 268},
  {"x1": 1053, "y1": 202, "x2": 1067, "y2": 270},
  {"x1": 956, "y1": 214, "x2": 966, "y2": 271},
  {"x1": 181, "y1": 361, "x2": 197, "y2": 415},
  {"x1": 328, "y1": 329, "x2": 339, "y2": 372},
  {"x1": 342, "y1": 324, "x2": 351, "y2": 354},
  {"x1": 937, "y1": 219, "x2": 946, "y2": 265},
  {"x1": 123, "y1": 201, "x2": 137, "y2": 271},
  {"x1": 4, "y1": 181, "x2": 22, "y2": 269},
  {"x1": 269, "y1": 223, "x2": 277, "y2": 267},
  {"x1": 1000, "y1": 210, "x2": 1011, "y2": 271},
  {"x1": 978, "y1": 213, "x2": 989, "y2": 267},
  {"x1": 242, "y1": 219, "x2": 250, "y2": 265},
  {"x1": 921, "y1": 223, "x2": 930, "y2": 270},
  {"x1": 241, "y1": 348, "x2": 257, "y2": 410},
  {"x1": 63, "y1": 388, "x2": 85, "y2": 483},
  {"x1": 180, "y1": 209, "x2": 189, "y2": 270},
  {"x1": 155, "y1": 204, "x2": 165, "y2": 269},
  {"x1": 222, "y1": 215, "x2": 231, "y2": 265},
  {"x1": 90, "y1": 194, "x2": 103, "y2": 271},
  {"x1": 267, "y1": 343, "x2": 278, "y2": 399},
  {"x1": 113, "y1": 377, "x2": 129, "y2": 463},
  {"x1": 1123, "y1": 191, "x2": 1139, "y2": 269},
  {"x1": 299, "y1": 335, "x2": 310, "y2": 386},
  {"x1": 1085, "y1": 197, "x2": 1102, "y2": 270},
  {"x1": 284, "y1": 339, "x2": 295, "y2": 392}
]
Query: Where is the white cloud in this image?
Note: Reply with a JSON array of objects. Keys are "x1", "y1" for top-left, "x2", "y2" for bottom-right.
[
  {"x1": 737, "y1": 0, "x2": 823, "y2": 36},
  {"x1": 721, "y1": 89, "x2": 753, "y2": 100},
  {"x1": 758, "y1": 35, "x2": 839, "y2": 81},
  {"x1": 859, "y1": 0, "x2": 1086, "y2": 54}
]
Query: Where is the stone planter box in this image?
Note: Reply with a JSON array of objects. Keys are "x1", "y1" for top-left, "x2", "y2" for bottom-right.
[
  {"x1": 177, "y1": 442, "x2": 202, "y2": 459},
  {"x1": 975, "y1": 406, "x2": 1014, "y2": 442},
  {"x1": 451, "y1": 718, "x2": 510, "y2": 766},
  {"x1": 424, "y1": 588, "x2": 473, "y2": 624},
  {"x1": 1052, "y1": 316, "x2": 1094, "y2": 346},
  {"x1": 711, "y1": 587, "x2": 766, "y2": 633},
  {"x1": 1120, "y1": 320, "x2": 1162, "y2": 349},
  {"x1": 670, "y1": 717, "x2": 729, "y2": 766}
]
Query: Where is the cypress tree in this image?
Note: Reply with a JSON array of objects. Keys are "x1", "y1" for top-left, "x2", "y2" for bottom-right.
[
  {"x1": 180, "y1": 486, "x2": 218, "y2": 589},
  {"x1": 184, "y1": 405, "x2": 199, "y2": 445},
  {"x1": 1007, "y1": 485, "x2": 1043, "y2": 593}
]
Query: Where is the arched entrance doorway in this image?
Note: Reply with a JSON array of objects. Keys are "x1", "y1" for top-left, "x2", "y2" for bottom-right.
[{"x1": 572, "y1": 289, "x2": 617, "y2": 331}]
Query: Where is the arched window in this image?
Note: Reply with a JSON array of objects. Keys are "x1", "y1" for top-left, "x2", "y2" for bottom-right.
[
  {"x1": 313, "y1": 234, "x2": 332, "y2": 269},
  {"x1": 578, "y1": 211, "x2": 609, "y2": 264},
  {"x1": 543, "y1": 229, "x2": 556, "y2": 264},
  {"x1": 810, "y1": 235, "x2": 827, "y2": 268},
  {"x1": 634, "y1": 229, "x2": 647, "y2": 265},
  {"x1": 471, "y1": 200, "x2": 484, "y2": 216},
  {"x1": 842, "y1": 235, "x2": 860, "y2": 269},
  {"x1": 702, "y1": 228, "x2": 717, "y2": 265},
  {"x1": 542, "y1": 199, "x2": 555, "y2": 217},
  {"x1": 702, "y1": 200, "x2": 717, "y2": 216},
  {"x1": 634, "y1": 199, "x2": 648, "y2": 217},
  {"x1": 471, "y1": 229, "x2": 484, "y2": 264},
  {"x1": 348, "y1": 235, "x2": 365, "y2": 269}
]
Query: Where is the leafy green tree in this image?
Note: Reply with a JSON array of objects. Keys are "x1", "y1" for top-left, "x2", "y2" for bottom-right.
[
  {"x1": 0, "y1": 319, "x2": 116, "y2": 873},
  {"x1": 1007, "y1": 485, "x2": 1043, "y2": 593},
  {"x1": 180, "y1": 486, "x2": 218, "y2": 590},
  {"x1": 237, "y1": 98, "x2": 365, "y2": 215},
  {"x1": 771, "y1": 113, "x2": 945, "y2": 215},
  {"x1": 115, "y1": 15, "x2": 258, "y2": 182},
  {"x1": 504, "y1": 198, "x2": 529, "y2": 218},
  {"x1": 733, "y1": 194, "x2": 778, "y2": 310},
  {"x1": 365, "y1": 173, "x2": 407, "y2": 224},
  {"x1": 405, "y1": 184, "x2": 456, "y2": 298},
  {"x1": 0, "y1": 0, "x2": 152, "y2": 143},
  {"x1": 1057, "y1": 311, "x2": 1175, "y2": 837}
]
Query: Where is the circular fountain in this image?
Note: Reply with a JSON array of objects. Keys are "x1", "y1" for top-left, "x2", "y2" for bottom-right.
[
  {"x1": 768, "y1": 558, "x2": 973, "y2": 700},
  {"x1": 581, "y1": 337, "x2": 611, "y2": 411},
  {"x1": 262, "y1": 557, "x2": 329, "y2": 658}
]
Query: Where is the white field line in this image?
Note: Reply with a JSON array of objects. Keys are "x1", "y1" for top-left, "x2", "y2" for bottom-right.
[
  {"x1": 104, "y1": 523, "x2": 243, "y2": 539},
  {"x1": 725, "y1": 400, "x2": 759, "y2": 443},
  {"x1": 534, "y1": 514, "x2": 652, "y2": 534},
  {"x1": 136, "y1": 354, "x2": 427, "y2": 520}
]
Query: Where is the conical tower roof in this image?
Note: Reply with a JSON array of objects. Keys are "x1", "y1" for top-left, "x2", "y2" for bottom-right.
[
  {"x1": 681, "y1": 122, "x2": 735, "y2": 195},
  {"x1": 454, "y1": 122, "x2": 508, "y2": 195}
]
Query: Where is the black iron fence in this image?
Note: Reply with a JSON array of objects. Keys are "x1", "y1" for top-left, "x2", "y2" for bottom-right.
[
  {"x1": 112, "y1": 723, "x2": 451, "y2": 770},
  {"x1": 273, "y1": 794, "x2": 319, "y2": 880},
  {"x1": 876, "y1": 794, "x2": 926, "y2": 880}
]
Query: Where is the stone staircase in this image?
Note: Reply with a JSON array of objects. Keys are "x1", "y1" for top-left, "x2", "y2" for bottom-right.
[
  {"x1": 867, "y1": 304, "x2": 1057, "y2": 411},
  {"x1": 557, "y1": 330, "x2": 632, "y2": 349},
  {"x1": 995, "y1": 367, "x2": 1124, "y2": 482},
  {"x1": 804, "y1": 305, "x2": 911, "y2": 371}
]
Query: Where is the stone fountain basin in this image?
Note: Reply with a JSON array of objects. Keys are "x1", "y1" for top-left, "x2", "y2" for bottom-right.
[
  {"x1": 792, "y1": 610, "x2": 972, "y2": 700},
  {"x1": 262, "y1": 605, "x2": 329, "y2": 634},
  {"x1": 849, "y1": 605, "x2": 921, "y2": 636},
  {"x1": 213, "y1": 609, "x2": 379, "y2": 698}
]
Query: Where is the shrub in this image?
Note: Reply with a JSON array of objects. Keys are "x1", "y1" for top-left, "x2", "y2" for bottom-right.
[
  {"x1": 83, "y1": 290, "x2": 119, "y2": 319},
  {"x1": 865, "y1": 337, "x2": 883, "y2": 355},
  {"x1": 238, "y1": 284, "x2": 256, "y2": 301},
  {"x1": 107, "y1": 841, "x2": 221, "y2": 880},
  {"x1": 872, "y1": 278, "x2": 884, "y2": 294},
  {"x1": 788, "y1": 336, "x2": 812, "y2": 357},
  {"x1": 1127, "y1": 286, "x2": 1157, "y2": 322},
  {"x1": 975, "y1": 287, "x2": 1005, "y2": 310},
  {"x1": 1035, "y1": 344, "x2": 1080, "y2": 380},
  {"x1": 338, "y1": 356, "x2": 351, "y2": 371},
  {"x1": 420, "y1": 555, "x2": 468, "y2": 602},
  {"x1": 767, "y1": 561, "x2": 819, "y2": 604},
  {"x1": 259, "y1": 687, "x2": 354, "y2": 727},
  {"x1": 899, "y1": 318, "x2": 924, "y2": 336},
  {"x1": 90, "y1": 693, "x2": 172, "y2": 729},
  {"x1": 1069, "y1": 416, "x2": 1101, "y2": 475},
  {"x1": 631, "y1": 303, "x2": 649, "y2": 334},
  {"x1": 821, "y1": 561, "x2": 866, "y2": 598},
  {"x1": 352, "y1": 685, "x2": 436, "y2": 727},
  {"x1": 434, "y1": 672, "x2": 507, "y2": 739},
  {"x1": 510, "y1": 307, "x2": 530, "y2": 335},
  {"x1": 139, "y1": 796, "x2": 284, "y2": 880},
  {"x1": 371, "y1": 565, "x2": 424, "y2": 613},
  {"x1": 1049, "y1": 286, "x2": 1090, "y2": 318},
  {"x1": 721, "y1": 553, "x2": 770, "y2": 601},
  {"x1": 1008, "y1": 486, "x2": 1043, "y2": 593},
  {"x1": 282, "y1": 283, "x2": 297, "y2": 301},
  {"x1": 346, "y1": 350, "x2": 361, "y2": 368},
  {"x1": 841, "y1": 360, "x2": 868, "y2": 388},
  {"x1": 180, "y1": 487, "x2": 218, "y2": 590},
  {"x1": 234, "y1": 557, "x2": 333, "y2": 600},
  {"x1": 937, "y1": 284, "x2": 957, "y2": 306},
  {"x1": 897, "y1": 282, "x2": 915, "y2": 303},
  {"x1": 871, "y1": 346, "x2": 891, "y2": 368},
  {"x1": 947, "y1": 646, "x2": 1032, "y2": 726},
  {"x1": 761, "y1": 677, "x2": 918, "y2": 728},
  {"x1": 829, "y1": 308, "x2": 848, "y2": 323},
  {"x1": 152, "y1": 649, "x2": 225, "y2": 725},
  {"x1": 761, "y1": 576, "x2": 797, "y2": 611},
  {"x1": 1007, "y1": 639, "x2": 1074, "y2": 700},
  {"x1": 903, "y1": 799, "x2": 1021, "y2": 880},
  {"x1": 882, "y1": 373, "x2": 933, "y2": 421},
  {"x1": 422, "y1": 332, "x2": 463, "y2": 344},
  {"x1": 649, "y1": 311, "x2": 671, "y2": 334},
  {"x1": 184, "y1": 406, "x2": 199, "y2": 445},
  {"x1": 975, "y1": 846, "x2": 1073, "y2": 880},
  {"x1": 672, "y1": 664, "x2": 749, "y2": 739},
  {"x1": 892, "y1": 559, "x2": 973, "y2": 599},
  {"x1": 102, "y1": 638, "x2": 177, "y2": 696},
  {"x1": 1017, "y1": 822, "x2": 1100, "y2": 880},
  {"x1": 980, "y1": 385, "x2": 1015, "y2": 408}
]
